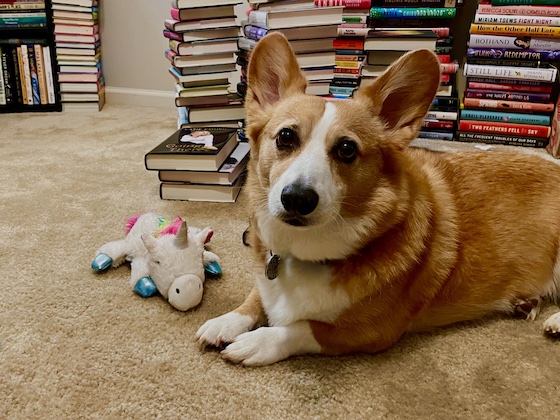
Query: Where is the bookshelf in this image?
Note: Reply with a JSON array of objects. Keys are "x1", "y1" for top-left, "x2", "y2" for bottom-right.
[{"x1": 0, "y1": 0, "x2": 61, "y2": 113}]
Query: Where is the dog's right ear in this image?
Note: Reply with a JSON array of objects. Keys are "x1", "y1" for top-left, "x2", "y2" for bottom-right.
[{"x1": 246, "y1": 33, "x2": 307, "y2": 119}]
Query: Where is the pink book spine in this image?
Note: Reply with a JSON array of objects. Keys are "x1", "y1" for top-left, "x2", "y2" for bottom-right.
[
  {"x1": 170, "y1": 8, "x2": 180, "y2": 21},
  {"x1": 314, "y1": 0, "x2": 371, "y2": 8},
  {"x1": 477, "y1": 4, "x2": 560, "y2": 17}
]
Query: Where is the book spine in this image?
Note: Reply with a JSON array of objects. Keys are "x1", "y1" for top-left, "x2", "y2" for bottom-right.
[
  {"x1": 315, "y1": 0, "x2": 372, "y2": 7},
  {"x1": 337, "y1": 27, "x2": 369, "y2": 37},
  {"x1": 42, "y1": 46, "x2": 56, "y2": 105},
  {"x1": 468, "y1": 34, "x2": 560, "y2": 50},
  {"x1": 467, "y1": 81, "x2": 553, "y2": 93},
  {"x1": 0, "y1": 47, "x2": 5, "y2": 106},
  {"x1": 418, "y1": 130, "x2": 454, "y2": 140},
  {"x1": 335, "y1": 60, "x2": 362, "y2": 68},
  {"x1": 0, "y1": 16, "x2": 46, "y2": 27},
  {"x1": 432, "y1": 97, "x2": 458, "y2": 107},
  {"x1": 170, "y1": 8, "x2": 179, "y2": 21},
  {"x1": 466, "y1": 58, "x2": 545, "y2": 68},
  {"x1": 425, "y1": 110, "x2": 457, "y2": 120},
  {"x1": 248, "y1": 10, "x2": 268, "y2": 28},
  {"x1": 463, "y1": 64, "x2": 557, "y2": 82},
  {"x1": 436, "y1": 54, "x2": 451, "y2": 63},
  {"x1": 0, "y1": 4, "x2": 45, "y2": 10},
  {"x1": 458, "y1": 120, "x2": 550, "y2": 138},
  {"x1": 440, "y1": 62, "x2": 458, "y2": 73},
  {"x1": 477, "y1": 4, "x2": 560, "y2": 16},
  {"x1": 329, "y1": 85, "x2": 357, "y2": 95},
  {"x1": 163, "y1": 30, "x2": 183, "y2": 41},
  {"x1": 10, "y1": 47, "x2": 22, "y2": 105},
  {"x1": 466, "y1": 89, "x2": 550, "y2": 103},
  {"x1": 19, "y1": 45, "x2": 32, "y2": 105},
  {"x1": 547, "y1": 97, "x2": 560, "y2": 157},
  {"x1": 470, "y1": 23, "x2": 560, "y2": 38},
  {"x1": 333, "y1": 67, "x2": 360, "y2": 74},
  {"x1": 491, "y1": 0, "x2": 560, "y2": 5},
  {"x1": 369, "y1": 7, "x2": 457, "y2": 19},
  {"x1": 33, "y1": 44, "x2": 47, "y2": 105},
  {"x1": 333, "y1": 38, "x2": 364, "y2": 49},
  {"x1": 0, "y1": 46, "x2": 12, "y2": 105},
  {"x1": 466, "y1": 48, "x2": 560, "y2": 62},
  {"x1": 27, "y1": 44, "x2": 40, "y2": 105},
  {"x1": 474, "y1": 14, "x2": 560, "y2": 25},
  {"x1": 460, "y1": 109, "x2": 551, "y2": 125},
  {"x1": 456, "y1": 131, "x2": 548, "y2": 148},
  {"x1": 463, "y1": 97, "x2": 555, "y2": 113},
  {"x1": 421, "y1": 120, "x2": 455, "y2": 130},
  {"x1": 335, "y1": 54, "x2": 365, "y2": 61},
  {"x1": 243, "y1": 24, "x2": 268, "y2": 41},
  {"x1": 342, "y1": 16, "x2": 367, "y2": 23},
  {"x1": 371, "y1": 0, "x2": 455, "y2": 6},
  {"x1": 466, "y1": 76, "x2": 553, "y2": 87}
]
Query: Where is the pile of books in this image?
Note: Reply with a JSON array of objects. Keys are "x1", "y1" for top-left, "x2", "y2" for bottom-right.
[
  {"x1": 362, "y1": 1, "x2": 460, "y2": 142},
  {"x1": 313, "y1": 0, "x2": 371, "y2": 99},
  {"x1": 145, "y1": 126, "x2": 249, "y2": 203},
  {"x1": 0, "y1": 0, "x2": 56, "y2": 108},
  {"x1": 52, "y1": 0, "x2": 104, "y2": 111},
  {"x1": 238, "y1": 0, "x2": 343, "y2": 97},
  {"x1": 164, "y1": 0, "x2": 243, "y2": 129},
  {"x1": 459, "y1": 0, "x2": 560, "y2": 150}
]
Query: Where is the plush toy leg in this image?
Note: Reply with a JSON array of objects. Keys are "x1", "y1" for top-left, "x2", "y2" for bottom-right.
[
  {"x1": 130, "y1": 258, "x2": 157, "y2": 297},
  {"x1": 91, "y1": 240, "x2": 128, "y2": 272}
]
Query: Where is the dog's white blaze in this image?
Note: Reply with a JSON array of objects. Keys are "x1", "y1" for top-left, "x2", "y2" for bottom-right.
[{"x1": 257, "y1": 255, "x2": 351, "y2": 327}]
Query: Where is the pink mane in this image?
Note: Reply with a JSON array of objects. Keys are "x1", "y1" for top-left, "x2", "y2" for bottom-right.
[
  {"x1": 125, "y1": 214, "x2": 142, "y2": 235},
  {"x1": 160, "y1": 217, "x2": 183, "y2": 236}
]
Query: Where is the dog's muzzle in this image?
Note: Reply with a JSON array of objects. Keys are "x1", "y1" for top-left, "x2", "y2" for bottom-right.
[{"x1": 280, "y1": 183, "x2": 319, "y2": 226}]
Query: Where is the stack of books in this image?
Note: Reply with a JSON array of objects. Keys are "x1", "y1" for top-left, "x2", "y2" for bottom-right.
[
  {"x1": 363, "y1": 1, "x2": 460, "y2": 142},
  {"x1": 313, "y1": 0, "x2": 371, "y2": 99},
  {"x1": 0, "y1": 0, "x2": 56, "y2": 108},
  {"x1": 238, "y1": 0, "x2": 343, "y2": 97},
  {"x1": 164, "y1": 0, "x2": 244, "y2": 129},
  {"x1": 145, "y1": 126, "x2": 249, "y2": 202},
  {"x1": 459, "y1": 0, "x2": 560, "y2": 149},
  {"x1": 52, "y1": 0, "x2": 104, "y2": 111}
]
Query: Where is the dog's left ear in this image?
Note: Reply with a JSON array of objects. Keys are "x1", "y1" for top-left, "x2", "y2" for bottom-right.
[
  {"x1": 353, "y1": 49, "x2": 441, "y2": 148},
  {"x1": 245, "y1": 33, "x2": 307, "y2": 118}
]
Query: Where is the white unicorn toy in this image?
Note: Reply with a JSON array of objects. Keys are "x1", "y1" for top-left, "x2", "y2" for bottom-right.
[{"x1": 91, "y1": 212, "x2": 221, "y2": 311}]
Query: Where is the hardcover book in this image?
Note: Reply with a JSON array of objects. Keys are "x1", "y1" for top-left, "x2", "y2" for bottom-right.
[
  {"x1": 145, "y1": 127, "x2": 239, "y2": 172},
  {"x1": 159, "y1": 172, "x2": 245, "y2": 202}
]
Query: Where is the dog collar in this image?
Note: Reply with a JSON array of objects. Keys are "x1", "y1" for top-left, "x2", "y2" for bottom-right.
[{"x1": 266, "y1": 251, "x2": 281, "y2": 280}]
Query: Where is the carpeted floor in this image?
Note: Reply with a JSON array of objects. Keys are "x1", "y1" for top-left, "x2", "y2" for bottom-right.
[{"x1": 1, "y1": 105, "x2": 559, "y2": 419}]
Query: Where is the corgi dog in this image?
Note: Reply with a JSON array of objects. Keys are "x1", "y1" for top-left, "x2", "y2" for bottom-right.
[{"x1": 196, "y1": 33, "x2": 560, "y2": 366}]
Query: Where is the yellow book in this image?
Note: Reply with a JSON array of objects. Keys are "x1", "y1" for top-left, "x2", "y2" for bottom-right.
[{"x1": 470, "y1": 24, "x2": 560, "y2": 39}]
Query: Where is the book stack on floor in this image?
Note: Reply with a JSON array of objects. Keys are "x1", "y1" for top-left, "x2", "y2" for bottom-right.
[
  {"x1": 165, "y1": 0, "x2": 243, "y2": 129},
  {"x1": 238, "y1": 0, "x2": 343, "y2": 97},
  {"x1": 52, "y1": 0, "x2": 104, "y2": 111},
  {"x1": 459, "y1": 0, "x2": 560, "y2": 150},
  {"x1": 313, "y1": 0, "x2": 371, "y2": 99},
  {"x1": 0, "y1": 0, "x2": 58, "y2": 110},
  {"x1": 363, "y1": 1, "x2": 460, "y2": 142},
  {"x1": 145, "y1": 126, "x2": 249, "y2": 202}
]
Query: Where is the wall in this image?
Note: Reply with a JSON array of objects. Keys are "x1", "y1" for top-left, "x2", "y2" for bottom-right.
[{"x1": 98, "y1": 1, "x2": 248, "y2": 108}]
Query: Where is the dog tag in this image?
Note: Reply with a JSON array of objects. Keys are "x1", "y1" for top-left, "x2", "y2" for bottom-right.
[{"x1": 266, "y1": 253, "x2": 281, "y2": 280}]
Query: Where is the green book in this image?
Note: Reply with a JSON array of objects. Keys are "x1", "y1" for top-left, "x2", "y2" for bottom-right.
[
  {"x1": 492, "y1": 0, "x2": 560, "y2": 4},
  {"x1": 369, "y1": 7, "x2": 457, "y2": 19}
]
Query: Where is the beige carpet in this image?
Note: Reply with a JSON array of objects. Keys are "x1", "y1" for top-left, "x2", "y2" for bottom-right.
[{"x1": 1, "y1": 105, "x2": 560, "y2": 419}]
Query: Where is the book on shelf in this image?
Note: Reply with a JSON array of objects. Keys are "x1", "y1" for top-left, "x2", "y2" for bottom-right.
[
  {"x1": 54, "y1": 23, "x2": 99, "y2": 35},
  {"x1": 169, "y1": 37, "x2": 239, "y2": 56},
  {"x1": 365, "y1": 30, "x2": 438, "y2": 51},
  {"x1": 466, "y1": 48, "x2": 560, "y2": 62},
  {"x1": 0, "y1": 2, "x2": 45, "y2": 11},
  {"x1": 463, "y1": 97, "x2": 555, "y2": 113},
  {"x1": 55, "y1": 33, "x2": 100, "y2": 43},
  {"x1": 61, "y1": 90, "x2": 105, "y2": 112},
  {"x1": 165, "y1": 50, "x2": 236, "y2": 68},
  {"x1": 455, "y1": 131, "x2": 548, "y2": 148},
  {"x1": 52, "y1": 9, "x2": 98, "y2": 20},
  {"x1": 175, "y1": 83, "x2": 230, "y2": 98},
  {"x1": 60, "y1": 80, "x2": 103, "y2": 93},
  {"x1": 145, "y1": 126, "x2": 240, "y2": 172},
  {"x1": 170, "y1": 5, "x2": 237, "y2": 21},
  {"x1": 466, "y1": 80, "x2": 553, "y2": 93},
  {"x1": 187, "y1": 101, "x2": 246, "y2": 124},
  {"x1": 163, "y1": 26, "x2": 240, "y2": 42},
  {"x1": 164, "y1": 17, "x2": 238, "y2": 32},
  {"x1": 52, "y1": 0, "x2": 96, "y2": 7},
  {"x1": 463, "y1": 63, "x2": 558, "y2": 82},
  {"x1": 159, "y1": 173, "x2": 245, "y2": 203},
  {"x1": 458, "y1": 120, "x2": 551, "y2": 138},
  {"x1": 158, "y1": 141, "x2": 250, "y2": 186},
  {"x1": 417, "y1": 131, "x2": 454, "y2": 140},
  {"x1": 171, "y1": 0, "x2": 241, "y2": 9},
  {"x1": 465, "y1": 89, "x2": 550, "y2": 103},
  {"x1": 468, "y1": 34, "x2": 560, "y2": 50},
  {"x1": 169, "y1": 67, "x2": 234, "y2": 87},
  {"x1": 460, "y1": 109, "x2": 551, "y2": 125},
  {"x1": 0, "y1": 12, "x2": 47, "y2": 28},
  {"x1": 490, "y1": 0, "x2": 560, "y2": 5},
  {"x1": 243, "y1": 23, "x2": 339, "y2": 41},
  {"x1": 477, "y1": 3, "x2": 560, "y2": 16},
  {"x1": 248, "y1": 5, "x2": 343, "y2": 29},
  {"x1": 474, "y1": 14, "x2": 560, "y2": 26},
  {"x1": 58, "y1": 70, "x2": 101, "y2": 82},
  {"x1": 470, "y1": 24, "x2": 560, "y2": 39},
  {"x1": 369, "y1": 7, "x2": 457, "y2": 19}
]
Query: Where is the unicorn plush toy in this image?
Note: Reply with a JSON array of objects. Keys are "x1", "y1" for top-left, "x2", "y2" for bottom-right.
[{"x1": 91, "y1": 212, "x2": 221, "y2": 311}]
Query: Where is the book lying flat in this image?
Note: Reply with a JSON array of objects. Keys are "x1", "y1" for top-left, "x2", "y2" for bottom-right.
[
  {"x1": 158, "y1": 142, "x2": 250, "y2": 185},
  {"x1": 159, "y1": 173, "x2": 245, "y2": 203},
  {"x1": 187, "y1": 102, "x2": 245, "y2": 124},
  {"x1": 145, "y1": 126, "x2": 239, "y2": 172},
  {"x1": 248, "y1": 5, "x2": 343, "y2": 29},
  {"x1": 365, "y1": 30, "x2": 438, "y2": 51}
]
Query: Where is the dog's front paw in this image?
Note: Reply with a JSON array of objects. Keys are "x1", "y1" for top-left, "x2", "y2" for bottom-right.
[
  {"x1": 196, "y1": 312, "x2": 255, "y2": 348},
  {"x1": 543, "y1": 311, "x2": 560, "y2": 338},
  {"x1": 221, "y1": 327, "x2": 293, "y2": 366}
]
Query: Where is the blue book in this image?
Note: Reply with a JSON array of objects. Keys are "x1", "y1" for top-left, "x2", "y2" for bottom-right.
[
  {"x1": 27, "y1": 44, "x2": 40, "y2": 105},
  {"x1": 460, "y1": 110, "x2": 551, "y2": 126}
]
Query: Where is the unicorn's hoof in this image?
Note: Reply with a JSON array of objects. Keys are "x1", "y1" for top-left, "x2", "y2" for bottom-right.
[
  {"x1": 204, "y1": 261, "x2": 222, "y2": 277},
  {"x1": 134, "y1": 277, "x2": 157, "y2": 297},
  {"x1": 91, "y1": 254, "x2": 113, "y2": 272}
]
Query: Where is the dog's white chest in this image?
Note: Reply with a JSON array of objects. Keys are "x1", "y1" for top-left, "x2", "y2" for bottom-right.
[{"x1": 256, "y1": 255, "x2": 351, "y2": 327}]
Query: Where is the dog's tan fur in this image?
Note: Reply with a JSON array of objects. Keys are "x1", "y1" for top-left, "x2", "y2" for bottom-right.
[{"x1": 196, "y1": 33, "x2": 560, "y2": 364}]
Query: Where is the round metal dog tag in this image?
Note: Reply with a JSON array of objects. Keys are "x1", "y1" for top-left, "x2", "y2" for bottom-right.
[{"x1": 266, "y1": 253, "x2": 280, "y2": 280}]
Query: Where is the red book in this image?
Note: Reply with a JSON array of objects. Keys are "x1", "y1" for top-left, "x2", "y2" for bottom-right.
[
  {"x1": 437, "y1": 54, "x2": 451, "y2": 63},
  {"x1": 333, "y1": 38, "x2": 364, "y2": 50},
  {"x1": 463, "y1": 98, "x2": 555, "y2": 114},
  {"x1": 315, "y1": 0, "x2": 371, "y2": 8},
  {"x1": 459, "y1": 120, "x2": 551, "y2": 139},
  {"x1": 467, "y1": 82, "x2": 553, "y2": 94},
  {"x1": 422, "y1": 120, "x2": 455, "y2": 130}
]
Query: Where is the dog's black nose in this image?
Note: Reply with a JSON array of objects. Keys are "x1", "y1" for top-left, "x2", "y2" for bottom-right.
[{"x1": 281, "y1": 184, "x2": 319, "y2": 216}]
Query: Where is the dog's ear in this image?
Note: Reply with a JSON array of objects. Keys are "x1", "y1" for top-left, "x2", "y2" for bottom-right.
[
  {"x1": 353, "y1": 49, "x2": 441, "y2": 148},
  {"x1": 246, "y1": 33, "x2": 307, "y2": 117}
]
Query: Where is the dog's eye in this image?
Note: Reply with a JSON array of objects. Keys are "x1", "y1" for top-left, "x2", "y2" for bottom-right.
[
  {"x1": 335, "y1": 140, "x2": 358, "y2": 163},
  {"x1": 276, "y1": 128, "x2": 298, "y2": 150}
]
